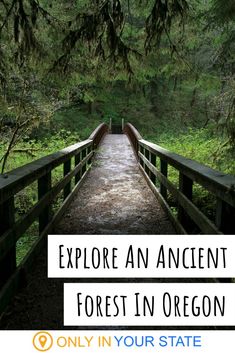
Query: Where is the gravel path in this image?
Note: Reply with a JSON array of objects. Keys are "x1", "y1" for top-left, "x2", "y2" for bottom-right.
[{"x1": 0, "y1": 134, "x2": 176, "y2": 330}]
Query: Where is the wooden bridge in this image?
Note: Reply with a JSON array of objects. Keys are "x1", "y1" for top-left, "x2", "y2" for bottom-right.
[{"x1": 0, "y1": 122, "x2": 235, "y2": 328}]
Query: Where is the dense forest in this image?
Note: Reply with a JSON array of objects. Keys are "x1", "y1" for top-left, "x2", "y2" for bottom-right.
[
  {"x1": 0, "y1": 0, "x2": 234, "y2": 174},
  {"x1": 0, "y1": 0, "x2": 234, "y2": 168},
  {"x1": 0, "y1": 1, "x2": 235, "y2": 258}
]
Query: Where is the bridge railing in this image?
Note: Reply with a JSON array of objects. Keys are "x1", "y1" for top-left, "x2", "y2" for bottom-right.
[
  {"x1": 0, "y1": 123, "x2": 108, "y2": 312},
  {"x1": 123, "y1": 123, "x2": 142, "y2": 156},
  {"x1": 89, "y1": 122, "x2": 109, "y2": 149},
  {"x1": 124, "y1": 123, "x2": 235, "y2": 235}
]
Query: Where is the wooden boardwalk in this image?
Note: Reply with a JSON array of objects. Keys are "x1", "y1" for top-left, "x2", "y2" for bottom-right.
[
  {"x1": 0, "y1": 134, "x2": 175, "y2": 330},
  {"x1": 0, "y1": 123, "x2": 234, "y2": 329},
  {"x1": 55, "y1": 134, "x2": 175, "y2": 235}
]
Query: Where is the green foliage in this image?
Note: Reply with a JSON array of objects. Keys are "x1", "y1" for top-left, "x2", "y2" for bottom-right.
[
  {"x1": 148, "y1": 126, "x2": 234, "y2": 221},
  {"x1": 155, "y1": 128, "x2": 235, "y2": 176},
  {"x1": 0, "y1": 0, "x2": 235, "y2": 260},
  {"x1": 212, "y1": 0, "x2": 235, "y2": 24},
  {"x1": 0, "y1": 126, "x2": 80, "y2": 172}
]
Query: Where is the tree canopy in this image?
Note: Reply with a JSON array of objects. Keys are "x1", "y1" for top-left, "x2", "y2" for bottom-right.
[{"x1": 0, "y1": 0, "x2": 235, "y2": 173}]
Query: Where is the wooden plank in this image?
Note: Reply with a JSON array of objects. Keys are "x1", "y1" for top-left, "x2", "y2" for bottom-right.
[
  {"x1": 82, "y1": 148, "x2": 87, "y2": 175},
  {"x1": 139, "y1": 152, "x2": 222, "y2": 234},
  {"x1": 123, "y1": 123, "x2": 142, "y2": 158},
  {"x1": 75, "y1": 152, "x2": 81, "y2": 184},
  {"x1": 88, "y1": 145, "x2": 92, "y2": 166},
  {"x1": 0, "y1": 197, "x2": 16, "y2": 289},
  {"x1": 0, "y1": 140, "x2": 92, "y2": 204},
  {"x1": 41, "y1": 168, "x2": 91, "y2": 240},
  {"x1": 38, "y1": 172, "x2": 52, "y2": 234},
  {"x1": 125, "y1": 129, "x2": 139, "y2": 160},
  {"x1": 0, "y1": 125, "x2": 103, "y2": 315},
  {"x1": 139, "y1": 145, "x2": 144, "y2": 167},
  {"x1": 124, "y1": 123, "x2": 142, "y2": 140},
  {"x1": 140, "y1": 139, "x2": 235, "y2": 208},
  {"x1": 0, "y1": 152, "x2": 93, "y2": 261},
  {"x1": 0, "y1": 268, "x2": 22, "y2": 314},
  {"x1": 89, "y1": 123, "x2": 108, "y2": 149},
  {"x1": 0, "y1": 230, "x2": 15, "y2": 265},
  {"x1": 0, "y1": 164, "x2": 92, "y2": 316},
  {"x1": 144, "y1": 148, "x2": 150, "y2": 177},
  {"x1": 150, "y1": 153, "x2": 157, "y2": 184},
  {"x1": 63, "y1": 159, "x2": 71, "y2": 199},
  {"x1": 139, "y1": 164, "x2": 186, "y2": 235},
  {"x1": 216, "y1": 199, "x2": 235, "y2": 234},
  {"x1": 178, "y1": 173, "x2": 194, "y2": 233},
  {"x1": 160, "y1": 159, "x2": 168, "y2": 199},
  {"x1": 89, "y1": 123, "x2": 108, "y2": 140},
  {"x1": 122, "y1": 118, "x2": 124, "y2": 131}
]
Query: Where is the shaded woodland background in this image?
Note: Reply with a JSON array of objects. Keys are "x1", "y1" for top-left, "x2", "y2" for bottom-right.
[{"x1": 0, "y1": 0, "x2": 235, "y2": 259}]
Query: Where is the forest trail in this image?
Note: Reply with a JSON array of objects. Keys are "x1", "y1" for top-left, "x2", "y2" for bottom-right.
[{"x1": 54, "y1": 134, "x2": 175, "y2": 235}]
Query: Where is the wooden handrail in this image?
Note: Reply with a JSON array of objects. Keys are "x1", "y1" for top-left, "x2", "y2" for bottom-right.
[
  {"x1": 89, "y1": 123, "x2": 109, "y2": 149},
  {"x1": 140, "y1": 139, "x2": 235, "y2": 208},
  {"x1": 0, "y1": 123, "x2": 108, "y2": 314},
  {"x1": 123, "y1": 123, "x2": 142, "y2": 156},
  {"x1": 0, "y1": 139, "x2": 91, "y2": 204},
  {"x1": 124, "y1": 123, "x2": 235, "y2": 234},
  {"x1": 124, "y1": 123, "x2": 142, "y2": 140}
]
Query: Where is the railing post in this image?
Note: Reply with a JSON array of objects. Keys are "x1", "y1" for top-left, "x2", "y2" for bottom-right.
[
  {"x1": 144, "y1": 149, "x2": 150, "y2": 177},
  {"x1": 216, "y1": 199, "x2": 235, "y2": 234},
  {"x1": 136, "y1": 140, "x2": 139, "y2": 157},
  {"x1": 75, "y1": 152, "x2": 81, "y2": 184},
  {"x1": 109, "y1": 118, "x2": 112, "y2": 133},
  {"x1": 160, "y1": 159, "x2": 168, "y2": 199},
  {"x1": 63, "y1": 159, "x2": 71, "y2": 199},
  {"x1": 38, "y1": 172, "x2": 52, "y2": 233},
  {"x1": 178, "y1": 173, "x2": 193, "y2": 232},
  {"x1": 82, "y1": 148, "x2": 87, "y2": 175},
  {"x1": 136, "y1": 140, "x2": 140, "y2": 162},
  {"x1": 150, "y1": 152, "x2": 156, "y2": 184},
  {"x1": 88, "y1": 145, "x2": 92, "y2": 167},
  {"x1": 139, "y1": 145, "x2": 144, "y2": 167},
  {"x1": 0, "y1": 197, "x2": 16, "y2": 287},
  {"x1": 122, "y1": 118, "x2": 124, "y2": 131}
]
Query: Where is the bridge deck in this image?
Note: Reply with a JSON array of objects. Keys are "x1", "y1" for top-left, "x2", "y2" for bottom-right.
[
  {"x1": 55, "y1": 134, "x2": 175, "y2": 234},
  {"x1": 0, "y1": 134, "x2": 175, "y2": 330}
]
